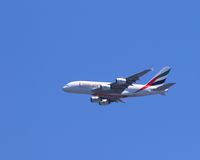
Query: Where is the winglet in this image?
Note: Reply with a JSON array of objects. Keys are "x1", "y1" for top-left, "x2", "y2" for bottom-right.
[{"x1": 150, "y1": 67, "x2": 154, "y2": 71}]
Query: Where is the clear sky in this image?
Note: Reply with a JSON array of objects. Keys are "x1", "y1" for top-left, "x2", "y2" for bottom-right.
[{"x1": 1, "y1": 0, "x2": 200, "y2": 160}]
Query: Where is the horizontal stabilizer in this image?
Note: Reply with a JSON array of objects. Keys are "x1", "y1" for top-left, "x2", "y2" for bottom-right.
[{"x1": 152, "y1": 83, "x2": 176, "y2": 92}]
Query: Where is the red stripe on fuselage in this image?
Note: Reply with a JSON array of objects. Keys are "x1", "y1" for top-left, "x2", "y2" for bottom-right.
[{"x1": 135, "y1": 76, "x2": 158, "y2": 93}]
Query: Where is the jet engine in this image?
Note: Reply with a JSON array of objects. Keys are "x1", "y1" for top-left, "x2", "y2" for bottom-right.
[
  {"x1": 90, "y1": 96, "x2": 101, "y2": 103},
  {"x1": 99, "y1": 99, "x2": 110, "y2": 105},
  {"x1": 116, "y1": 78, "x2": 127, "y2": 84},
  {"x1": 100, "y1": 84, "x2": 111, "y2": 90}
]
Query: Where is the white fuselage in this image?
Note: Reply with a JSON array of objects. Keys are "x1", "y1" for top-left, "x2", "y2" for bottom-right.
[{"x1": 63, "y1": 81, "x2": 163, "y2": 98}]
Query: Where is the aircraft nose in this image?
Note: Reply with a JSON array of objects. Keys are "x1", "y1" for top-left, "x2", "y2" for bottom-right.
[{"x1": 62, "y1": 85, "x2": 69, "y2": 91}]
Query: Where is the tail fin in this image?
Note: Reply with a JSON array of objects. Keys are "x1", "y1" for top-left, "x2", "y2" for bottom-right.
[{"x1": 146, "y1": 66, "x2": 171, "y2": 86}]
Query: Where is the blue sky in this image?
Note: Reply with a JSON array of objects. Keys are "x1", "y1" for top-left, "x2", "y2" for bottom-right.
[{"x1": 1, "y1": 0, "x2": 200, "y2": 159}]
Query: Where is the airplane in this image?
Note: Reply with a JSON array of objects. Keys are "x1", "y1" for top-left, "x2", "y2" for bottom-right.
[{"x1": 62, "y1": 66, "x2": 175, "y2": 106}]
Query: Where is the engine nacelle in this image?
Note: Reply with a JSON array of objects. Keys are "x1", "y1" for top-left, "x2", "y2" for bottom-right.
[
  {"x1": 90, "y1": 96, "x2": 101, "y2": 103},
  {"x1": 99, "y1": 99, "x2": 110, "y2": 106},
  {"x1": 116, "y1": 78, "x2": 127, "y2": 84},
  {"x1": 100, "y1": 84, "x2": 111, "y2": 90}
]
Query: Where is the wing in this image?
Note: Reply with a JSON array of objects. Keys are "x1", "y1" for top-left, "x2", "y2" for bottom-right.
[
  {"x1": 126, "y1": 68, "x2": 153, "y2": 83},
  {"x1": 92, "y1": 68, "x2": 153, "y2": 95},
  {"x1": 110, "y1": 68, "x2": 153, "y2": 90}
]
